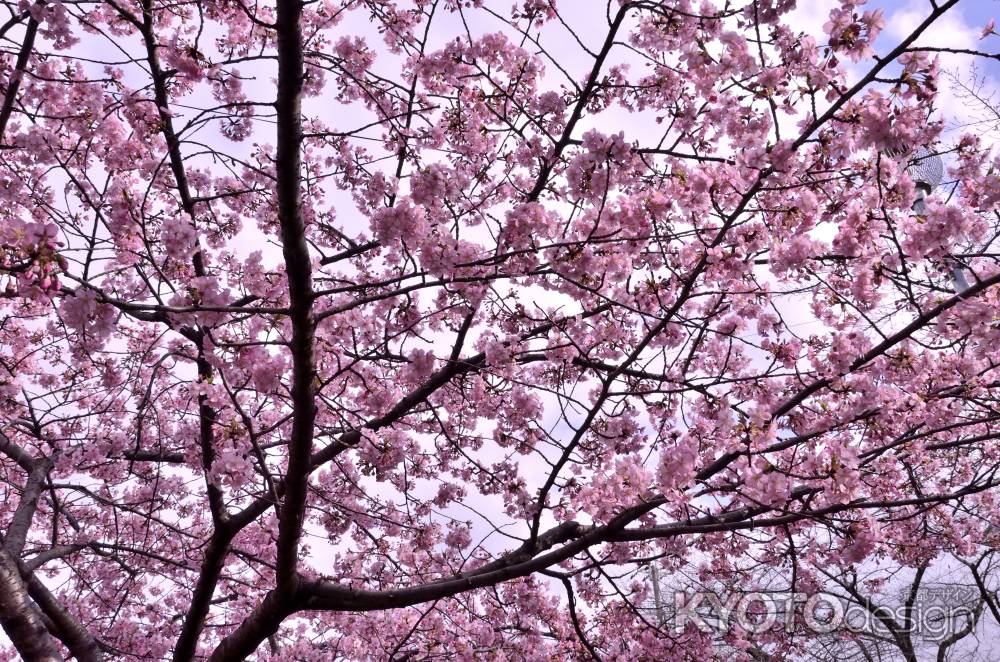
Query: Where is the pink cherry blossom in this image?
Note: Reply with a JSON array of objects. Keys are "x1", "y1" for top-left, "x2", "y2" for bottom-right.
[{"x1": 981, "y1": 18, "x2": 996, "y2": 40}]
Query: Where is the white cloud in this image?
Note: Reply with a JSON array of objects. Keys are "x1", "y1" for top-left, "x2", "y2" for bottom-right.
[
  {"x1": 786, "y1": 0, "x2": 840, "y2": 41},
  {"x1": 883, "y1": 0, "x2": 1000, "y2": 137}
]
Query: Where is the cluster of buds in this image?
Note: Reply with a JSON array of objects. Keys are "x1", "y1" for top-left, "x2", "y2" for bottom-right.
[{"x1": 1, "y1": 220, "x2": 64, "y2": 297}]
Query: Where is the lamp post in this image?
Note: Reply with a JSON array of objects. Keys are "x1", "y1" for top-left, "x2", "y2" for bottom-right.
[
  {"x1": 901, "y1": 148, "x2": 969, "y2": 293},
  {"x1": 907, "y1": 148, "x2": 942, "y2": 215}
]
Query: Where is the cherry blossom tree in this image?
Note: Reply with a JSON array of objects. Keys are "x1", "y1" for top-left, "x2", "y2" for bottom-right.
[{"x1": 0, "y1": 0, "x2": 999, "y2": 659}]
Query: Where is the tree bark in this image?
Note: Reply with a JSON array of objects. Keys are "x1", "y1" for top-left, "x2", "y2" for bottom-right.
[{"x1": 0, "y1": 549, "x2": 61, "y2": 662}]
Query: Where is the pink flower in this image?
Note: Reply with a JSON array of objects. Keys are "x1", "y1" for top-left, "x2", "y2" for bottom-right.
[
  {"x1": 483, "y1": 336, "x2": 512, "y2": 366},
  {"x1": 402, "y1": 348, "x2": 436, "y2": 382},
  {"x1": 251, "y1": 356, "x2": 285, "y2": 394},
  {"x1": 372, "y1": 199, "x2": 428, "y2": 244},
  {"x1": 58, "y1": 289, "x2": 116, "y2": 346},
  {"x1": 824, "y1": 3, "x2": 884, "y2": 62},
  {"x1": 982, "y1": 18, "x2": 996, "y2": 40},
  {"x1": 657, "y1": 440, "x2": 697, "y2": 494},
  {"x1": 210, "y1": 449, "x2": 254, "y2": 488},
  {"x1": 840, "y1": 522, "x2": 880, "y2": 564},
  {"x1": 161, "y1": 217, "x2": 198, "y2": 258}
]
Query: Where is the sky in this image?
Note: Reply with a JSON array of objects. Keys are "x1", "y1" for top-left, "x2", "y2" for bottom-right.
[{"x1": 795, "y1": 0, "x2": 1000, "y2": 138}]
